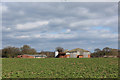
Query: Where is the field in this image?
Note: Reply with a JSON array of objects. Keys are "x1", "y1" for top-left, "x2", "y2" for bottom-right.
[{"x1": 2, "y1": 58, "x2": 118, "y2": 78}]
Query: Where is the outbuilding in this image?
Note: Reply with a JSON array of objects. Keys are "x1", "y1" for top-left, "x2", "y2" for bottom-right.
[{"x1": 17, "y1": 54, "x2": 47, "y2": 58}]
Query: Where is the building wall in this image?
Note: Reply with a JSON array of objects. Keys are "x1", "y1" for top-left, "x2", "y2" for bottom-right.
[
  {"x1": 55, "y1": 51, "x2": 59, "y2": 57},
  {"x1": 17, "y1": 55, "x2": 34, "y2": 58},
  {"x1": 65, "y1": 55, "x2": 70, "y2": 58},
  {"x1": 17, "y1": 55, "x2": 21, "y2": 58},
  {"x1": 79, "y1": 55, "x2": 83, "y2": 58},
  {"x1": 55, "y1": 51, "x2": 91, "y2": 58},
  {"x1": 76, "y1": 51, "x2": 81, "y2": 55},
  {"x1": 83, "y1": 54, "x2": 88, "y2": 58},
  {"x1": 66, "y1": 52, "x2": 70, "y2": 55},
  {"x1": 27, "y1": 56, "x2": 34, "y2": 58},
  {"x1": 88, "y1": 54, "x2": 90, "y2": 58},
  {"x1": 35, "y1": 57, "x2": 45, "y2": 58},
  {"x1": 68, "y1": 51, "x2": 91, "y2": 58},
  {"x1": 59, "y1": 55, "x2": 65, "y2": 58},
  {"x1": 70, "y1": 53, "x2": 77, "y2": 58},
  {"x1": 83, "y1": 52, "x2": 90, "y2": 58}
]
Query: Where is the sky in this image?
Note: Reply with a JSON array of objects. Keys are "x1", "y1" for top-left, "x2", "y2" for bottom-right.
[{"x1": 1, "y1": 2, "x2": 118, "y2": 52}]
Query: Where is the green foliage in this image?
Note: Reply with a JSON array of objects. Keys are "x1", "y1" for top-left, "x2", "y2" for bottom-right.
[
  {"x1": 2, "y1": 46, "x2": 21, "y2": 58},
  {"x1": 2, "y1": 45, "x2": 37, "y2": 58},
  {"x1": 91, "y1": 47, "x2": 118, "y2": 58},
  {"x1": 21, "y1": 45, "x2": 37, "y2": 55},
  {"x1": 2, "y1": 58, "x2": 118, "y2": 78}
]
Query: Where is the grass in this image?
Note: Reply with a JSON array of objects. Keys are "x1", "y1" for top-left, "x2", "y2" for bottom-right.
[{"x1": 2, "y1": 58, "x2": 118, "y2": 78}]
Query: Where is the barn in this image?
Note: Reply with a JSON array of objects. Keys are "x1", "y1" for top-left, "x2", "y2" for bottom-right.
[
  {"x1": 55, "y1": 48, "x2": 91, "y2": 58},
  {"x1": 17, "y1": 54, "x2": 47, "y2": 58}
]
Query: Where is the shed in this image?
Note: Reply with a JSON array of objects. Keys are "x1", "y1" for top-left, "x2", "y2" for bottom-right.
[{"x1": 17, "y1": 54, "x2": 47, "y2": 58}]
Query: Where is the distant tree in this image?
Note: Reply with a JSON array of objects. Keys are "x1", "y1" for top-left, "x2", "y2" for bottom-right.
[
  {"x1": 29, "y1": 48, "x2": 37, "y2": 54},
  {"x1": 56, "y1": 47, "x2": 64, "y2": 52},
  {"x1": 2, "y1": 46, "x2": 21, "y2": 58},
  {"x1": 92, "y1": 48, "x2": 104, "y2": 57},
  {"x1": 0, "y1": 49, "x2": 2, "y2": 58},
  {"x1": 94, "y1": 48, "x2": 101, "y2": 53},
  {"x1": 110, "y1": 49, "x2": 118, "y2": 56},
  {"x1": 39, "y1": 51, "x2": 55, "y2": 58},
  {"x1": 102, "y1": 47, "x2": 112, "y2": 56},
  {"x1": 90, "y1": 53, "x2": 95, "y2": 58},
  {"x1": 21, "y1": 45, "x2": 37, "y2": 54},
  {"x1": 91, "y1": 47, "x2": 119, "y2": 58},
  {"x1": 103, "y1": 47, "x2": 112, "y2": 52},
  {"x1": 21, "y1": 45, "x2": 30, "y2": 54}
]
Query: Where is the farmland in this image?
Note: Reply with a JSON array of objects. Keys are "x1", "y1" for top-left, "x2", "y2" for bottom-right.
[{"x1": 2, "y1": 58, "x2": 118, "y2": 78}]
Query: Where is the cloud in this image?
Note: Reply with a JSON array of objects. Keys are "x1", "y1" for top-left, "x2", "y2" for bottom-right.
[
  {"x1": 19, "y1": 10, "x2": 25, "y2": 15},
  {"x1": 2, "y1": 27, "x2": 11, "y2": 31},
  {"x1": 1, "y1": 5, "x2": 8, "y2": 13},
  {"x1": 70, "y1": 19, "x2": 100, "y2": 28},
  {"x1": 34, "y1": 33, "x2": 77, "y2": 39},
  {"x1": 2, "y1": 2, "x2": 118, "y2": 52},
  {"x1": 66, "y1": 29, "x2": 71, "y2": 33},
  {"x1": 16, "y1": 21, "x2": 49, "y2": 30},
  {"x1": 16, "y1": 35, "x2": 30, "y2": 39}
]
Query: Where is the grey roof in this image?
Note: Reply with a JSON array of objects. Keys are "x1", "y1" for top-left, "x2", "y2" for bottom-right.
[{"x1": 26, "y1": 54, "x2": 47, "y2": 57}]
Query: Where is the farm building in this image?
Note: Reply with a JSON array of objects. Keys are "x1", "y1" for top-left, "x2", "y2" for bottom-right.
[
  {"x1": 55, "y1": 52, "x2": 69, "y2": 58},
  {"x1": 17, "y1": 54, "x2": 47, "y2": 58},
  {"x1": 55, "y1": 48, "x2": 91, "y2": 58}
]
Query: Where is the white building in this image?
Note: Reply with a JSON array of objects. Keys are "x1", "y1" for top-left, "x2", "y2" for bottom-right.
[
  {"x1": 66, "y1": 50, "x2": 91, "y2": 58},
  {"x1": 55, "y1": 51, "x2": 59, "y2": 57},
  {"x1": 83, "y1": 52, "x2": 90, "y2": 58},
  {"x1": 55, "y1": 48, "x2": 91, "y2": 58}
]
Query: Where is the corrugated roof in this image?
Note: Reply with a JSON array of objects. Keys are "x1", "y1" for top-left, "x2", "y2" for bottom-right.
[
  {"x1": 23, "y1": 54, "x2": 47, "y2": 57},
  {"x1": 65, "y1": 48, "x2": 90, "y2": 52}
]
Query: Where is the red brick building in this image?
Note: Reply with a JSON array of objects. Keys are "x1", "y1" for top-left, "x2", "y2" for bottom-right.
[{"x1": 17, "y1": 54, "x2": 47, "y2": 58}]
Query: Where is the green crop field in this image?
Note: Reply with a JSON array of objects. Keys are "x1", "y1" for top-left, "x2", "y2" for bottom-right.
[{"x1": 2, "y1": 58, "x2": 118, "y2": 78}]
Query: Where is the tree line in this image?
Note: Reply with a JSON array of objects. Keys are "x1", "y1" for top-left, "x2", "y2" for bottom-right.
[
  {"x1": 0, "y1": 46, "x2": 119, "y2": 58},
  {"x1": 0, "y1": 45, "x2": 64, "y2": 58},
  {"x1": 1, "y1": 45, "x2": 37, "y2": 58},
  {"x1": 91, "y1": 47, "x2": 119, "y2": 58},
  {"x1": 1, "y1": 45, "x2": 56, "y2": 58}
]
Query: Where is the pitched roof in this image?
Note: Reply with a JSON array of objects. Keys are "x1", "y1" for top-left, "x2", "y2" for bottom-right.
[{"x1": 65, "y1": 48, "x2": 90, "y2": 52}]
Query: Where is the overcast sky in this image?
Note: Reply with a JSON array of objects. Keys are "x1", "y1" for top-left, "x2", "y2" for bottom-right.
[{"x1": 2, "y1": 2, "x2": 118, "y2": 52}]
